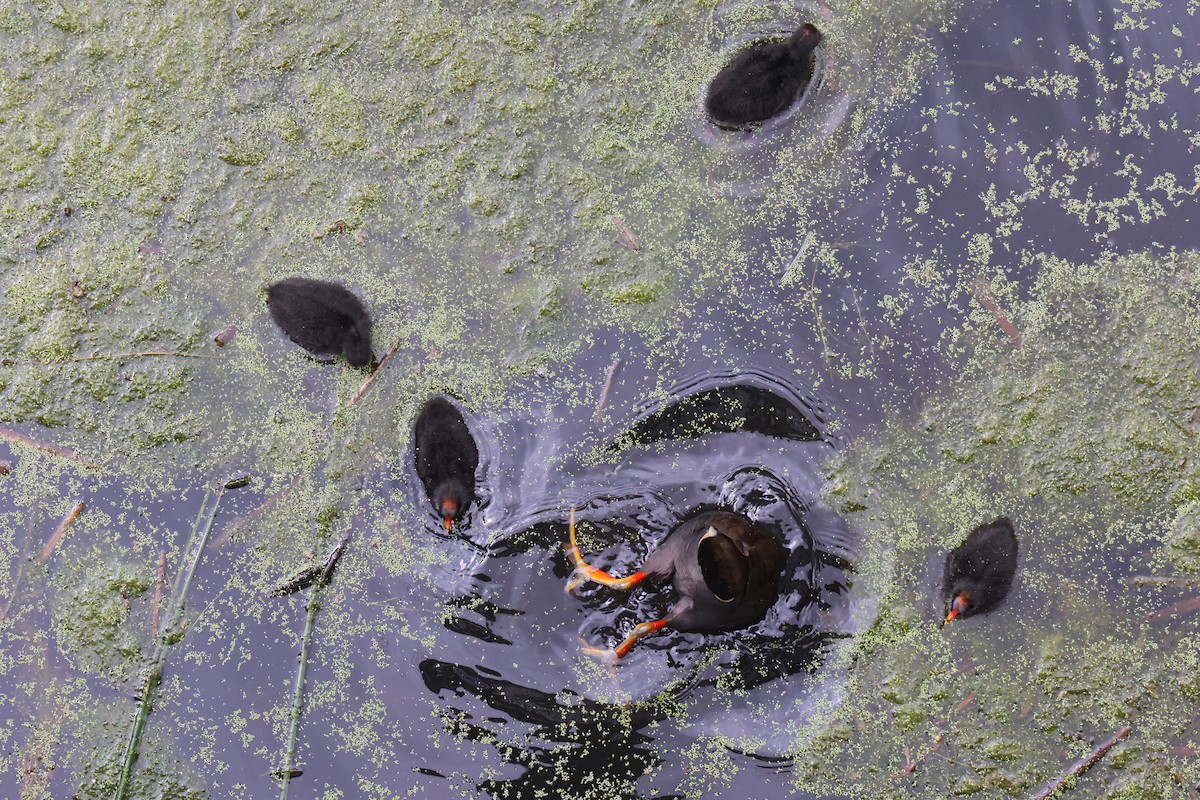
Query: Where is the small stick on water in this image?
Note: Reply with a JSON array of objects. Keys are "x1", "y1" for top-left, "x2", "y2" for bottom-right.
[
  {"x1": 970, "y1": 274, "x2": 1023, "y2": 345},
  {"x1": 69, "y1": 351, "x2": 218, "y2": 362},
  {"x1": 0, "y1": 427, "x2": 99, "y2": 470},
  {"x1": 38, "y1": 502, "x2": 85, "y2": 563},
  {"x1": 1147, "y1": 595, "x2": 1200, "y2": 623},
  {"x1": 783, "y1": 232, "x2": 814, "y2": 282},
  {"x1": 150, "y1": 550, "x2": 166, "y2": 638},
  {"x1": 816, "y1": 0, "x2": 838, "y2": 90},
  {"x1": 345, "y1": 337, "x2": 405, "y2": 409},
  {"x1": 593, "y1": 359, "x2": 622, "y2": 421},
  {"x1": 896, "y1": 734, "x2": 943, "y2": 776},
  {"x1": 276, "y1": 534, "x2": 352, "y2": 799},
  {"x1": 613, "y1": 216, "x2": 642, "y2": 251},
  {"x1": 1032, "y1": 725, "x2": 1132, "y2": 800},
  {"x1": 953, "y1": 692, "x2": 977, "y2": 714},
  {"x1": 850, "y1": 285, "x2": 875, "y2": 356}
]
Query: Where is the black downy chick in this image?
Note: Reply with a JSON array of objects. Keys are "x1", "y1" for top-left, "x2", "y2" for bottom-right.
[
  {"x1": 566, "y1": 510, "x2": 788, "y2": 658},
  {"x1": 266, "y1": 277, "x2": 374, "y2": 367},
  {"x1": 942, "y1": 516, "x2": 1019, "y2": 624},
  {"x1": 414, "y1": 397, "x2": 479, "y2": 533},
  {"x1": 705, "y1": 24, "x2": 823, "y2": 128}
]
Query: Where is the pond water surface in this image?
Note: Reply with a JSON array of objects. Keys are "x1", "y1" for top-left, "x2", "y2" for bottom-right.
[{"x1": 2, "y1": 0, "x2": 1198, "y2": 798}]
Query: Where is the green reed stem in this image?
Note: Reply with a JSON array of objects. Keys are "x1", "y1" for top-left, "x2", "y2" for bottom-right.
[
  {"x1": 277, "y1": 533, "x2": 349, "y2": 800},
  {"x1": 113, "y1": 484, "x2": 227, "y2": 800}
]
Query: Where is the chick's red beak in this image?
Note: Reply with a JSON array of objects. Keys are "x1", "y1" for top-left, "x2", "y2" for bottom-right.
[
  {"x1": 943, "y1": 592, "x2": 968, "y2": 625},
  {"x1": 440, "y1": 498, "x2": 459, "y2": 533}
]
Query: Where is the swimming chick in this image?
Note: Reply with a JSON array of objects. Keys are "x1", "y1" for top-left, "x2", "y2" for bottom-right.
[
  {"x1": 266, "y1": 277, "x2": 374, "y2": 367},
  {"x1": 414, "y1": 397, "x2": 479, "y2": 533},
  {"x1": 942, "y1": 517, "x2": 1019, "y2": 624},
  {"x1": 705, "y1": 23, "x2": 823, "y2": 128},
  {"x1": 566, "y1": 509, "x2": 788, "y2": 658}
]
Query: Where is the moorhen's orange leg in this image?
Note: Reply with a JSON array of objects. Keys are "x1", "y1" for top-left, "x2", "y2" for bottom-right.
[
  {"x1": 613, "y1": 619, "x2": 668, "y2": 659},
  {"x1": 564, "y1": 508, "x2": 649, "y2": 593}
]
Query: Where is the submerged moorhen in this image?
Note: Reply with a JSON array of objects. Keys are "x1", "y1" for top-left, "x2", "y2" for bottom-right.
[
  {"x1": 266, "y1": 277, "x2": 374, "y2": 367},
  {"x1": 414, "y1": 397, "x2": 479, "y2": 533},
  {"x1": 705, "y1": 23, "x2": 823, "y2": 128},
  {"x1": 942, "y1": 517, "x2": 1019, "y2": 624},
  {"x1": 566, "y1": 509, "x2": 788, "y2": 658}
]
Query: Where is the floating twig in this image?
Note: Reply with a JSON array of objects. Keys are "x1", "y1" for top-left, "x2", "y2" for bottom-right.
[
  {"x1": 224, "y1": 473, "x2": 251, "y2": 490},
  {"x1": 897, "y1": 734, "x2": 944, "y2": 776},
  {"x1": 850, "y1": 285, "x2": 875, "y2": 356},
  {"x1": 150, "y1": 550, "x2": 166, "y2": 638},
  {"x1": 270, "y1": 534, "x2": 351, "y2": 597},
  {"x1": 0, "y1": 427, "x2": 99, "y2": 470},
  {"x1": 783, "y1": 232, "x2": 814, "y2": 282},
  {"x1": 970, "y1": 274, "x2": 1023, "y2": 345},
  {"x1": 1032, "y1": 725, "x2": 1132, "y2": 800},
  {"x1": 69, "y1": 351, "x2": 217, "y2": 362},
  {"x1": 38, "y1": 502, "x2": 84, "y2": 563},
  {"x1": 1147, "y1": 594, "x2": 1200, "y2": 624},
  {"x1": 275, "y1": 533, "x2": 352, "y2": 798},
  {"x1": 816, "y1": 0, "x2": 838, "y2": 91},
  {"x1": 593, "y1": 359, "x2": 622, "y2": 421},
  {"x1": 613, "y1": 215, "x2": 642, "y2": 251},
  {"x1": 345, "y1": 336, "x2": 405, "y2": 409}
]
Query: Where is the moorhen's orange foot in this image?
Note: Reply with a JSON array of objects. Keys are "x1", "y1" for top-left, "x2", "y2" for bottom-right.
[
  {"x1": 576, "y1": 638, "x2": 621, "y2": 680},
  {"x1": 577, "y1": 637, "x2": 617, "y2": 660},
  {"x1": 565, "y1": 508, "x2": 649, "y2": 592},
  {"x1": 613, "y1": 619, "x2": 668, "y2": 659}
]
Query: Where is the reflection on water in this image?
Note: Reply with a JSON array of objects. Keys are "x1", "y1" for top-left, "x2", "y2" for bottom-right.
[
  {"x1": 609, "y1": 371, "x2": 824, "y2": 450},
  {"x1": 421, "y1": 660, "x2": 665, "y2": 800}
]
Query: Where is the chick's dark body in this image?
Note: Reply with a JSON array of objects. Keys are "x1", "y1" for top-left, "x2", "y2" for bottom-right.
[
  {"x1": 705, "y1": 24, "x2": 822, "y2": 127},
  {"x1": 266, "y1": 277, "x2": 374, "y2": 367},
  {"x1": 414, "y1": 398, "x2": 479, "y2": 527},
  {"x1": 942, "y1": 517, "x2": 1019, "y2": 621}
]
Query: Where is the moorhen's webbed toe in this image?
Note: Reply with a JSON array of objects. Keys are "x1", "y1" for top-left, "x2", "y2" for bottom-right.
[
  {"x1": 705, "y1": 23, "x2": 822, "y2": 128},
  {"x1": 942, "y1": 516, "x2": 1019, "y2": 624},
  {"x1": 266, "y1": 277, "x2": 374, "y2": 367},
  {"x1": 414, "y1": 397, "x2": 479, "y2": 533},
  {"x1": 566, "y1": 509, "x2": 788, "y2": 658}
]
